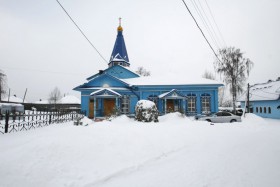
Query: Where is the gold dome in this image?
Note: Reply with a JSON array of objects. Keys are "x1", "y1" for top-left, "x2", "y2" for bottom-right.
[{"x1": 117, "y1": 25, "x2": 123, "y2": 32}]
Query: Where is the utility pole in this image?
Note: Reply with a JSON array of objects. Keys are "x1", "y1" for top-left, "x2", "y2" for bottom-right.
[
  {"x1": 8, "y1": 88, "x2": 10, "y2": 102},
  {"x1": 23, "y1": 88, "x2": 27, "y2": 103},
  {"x1": 247, "y1": 83, "x2": 250, "y2": 113}
]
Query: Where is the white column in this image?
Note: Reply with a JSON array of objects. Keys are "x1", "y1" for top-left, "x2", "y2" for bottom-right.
[{"x1": 94, "y1": 97, "x2": 96, "y2": 119}]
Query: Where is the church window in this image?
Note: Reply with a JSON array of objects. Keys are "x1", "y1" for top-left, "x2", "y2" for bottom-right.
[
  {"x1": 187, "y1": 94, "x2": 196, "y2": 114},
  {"x1": 268, "y1": 107, "x2": 271, "y2": 114},
  {"x1": 201, "y1": 93, "x2": 211, "y2": 114},
  {"x1": 121, "y1": 95, "x2": 130, "y2": 114},
  {"x1": 264, "y1": 107, "x2": 267, "y2": 113},
  {"x1": 256, "y1": 107, "x2": 258, "y2": 113},
  {"x1": 260, "y1": 107, "x2": 262, "y2": 113}
]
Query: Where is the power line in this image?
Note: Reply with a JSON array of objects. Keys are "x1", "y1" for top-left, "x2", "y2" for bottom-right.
[
  {"x1": 181, "y1": 0, "x2": 221, "y2": 62},
  {"x1": 256, "y1": 89, "x2": 279, "y2": 96},
  {"x1": 204, "y1": 0, "x2": 227, "y2": 47},
  {"x1": 56, "y1": 0, "x2": 108, "y2": 64},
  {"x1": 189, "y1": 0, "x2": 220, "y2": 49},
  {"x1": 197, "y1": 0, "x2": 222, "y2": 48}
]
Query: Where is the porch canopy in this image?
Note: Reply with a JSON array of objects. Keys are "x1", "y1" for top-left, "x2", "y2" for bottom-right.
[
  {"x1": 90, "y1": 88, "x2": 122, "y2": 98},
  {"x1": 159, "y1": 89, "x2": 185, "y2": 99},
  {"x1": 159, "y1": 89, "x2": 186, "y2": 114},
  {"x1": 90, "y1": 88, "x2": 122, "y2": 118}
]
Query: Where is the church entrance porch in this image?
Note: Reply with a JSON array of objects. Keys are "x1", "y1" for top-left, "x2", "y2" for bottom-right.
[
  {"x1": 89, "y1": 88, "x2": 121, "y2": 119},
  {"x1": 159, "y1": 89, "x2": 186, "y2": 115},
  {"x1": 166, "y1": 99, "x2": 183, "y2": 113},
  {"x1": 104, "y1": 98, "x2": 116, "y2": 117}
]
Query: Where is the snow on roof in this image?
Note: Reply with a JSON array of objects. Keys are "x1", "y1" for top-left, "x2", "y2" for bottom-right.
[
  {"x1": 120, "y1": 73, "x2": 222, "y2": 86},
  {"x1": 0, "y1": 103, "x2": 23, "y2": 107},
  {"x1": 238, "y1": 80, "x2": 280, "y2": 101},
  {"x1": 2, "y1": 95, "x2": 28, "y2": 103},
  {"x1": 34, "y1": 99, "x2": 49, "y2": 104},
  {"x1": 60, "y1": 95, "x2": 81, "y2": 104}
]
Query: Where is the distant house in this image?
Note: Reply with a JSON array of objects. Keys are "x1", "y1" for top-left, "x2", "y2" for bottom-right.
[
  {"x1": 2, "y1": 95, "x2": 28, "y2": 104},
  {"x1": 74, "y1": 21, "x2": 223, "y2": 119},
  {"x1": 238, "y1": 79, "x2": 280, "y2": 119},
  {"x1": 26, "y1": 95, "x2": 81, "y2": 111}
]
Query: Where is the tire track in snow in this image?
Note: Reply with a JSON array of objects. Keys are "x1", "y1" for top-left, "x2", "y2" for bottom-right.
[{"x1": 83, "y1": 145, "x2": 188, "y2": 187}]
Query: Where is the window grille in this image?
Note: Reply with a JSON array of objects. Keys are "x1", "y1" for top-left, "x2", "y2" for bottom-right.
[
  {"x1": 201, "y1": 93, "x2": 211, "y2": 114},
  {"x1": 121, "y1": 95, "x2": 130, "y2": 114},
  {"x1": 187, "y1": 94, "x2": 196, "y2": 114}
]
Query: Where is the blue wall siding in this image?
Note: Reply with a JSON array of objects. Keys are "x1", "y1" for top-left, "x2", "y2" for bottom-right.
[
  {"x1": 241, "y1": 100, "x2": 280, "y2": 119},
  {"x1": 132, "y1": 87, "x2": 219, "y2": 115},
  {"x1": 81, "y1": 95, "x2": 90, "y2": 116},
  {"x1": 87, "y1": 75, "x2": 128, "y2": 87},
  {"x1": 130, "y1": 96, "x2": 138, "y2": 114},
  {"x1": 105, "y1": 66, "x2": 139, "y2": 79},
  {"x1": 77, "y1": 75, "x2": 221, "y2": 117}
]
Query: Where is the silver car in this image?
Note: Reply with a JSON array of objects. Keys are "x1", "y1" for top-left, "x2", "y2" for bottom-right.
[{"x1": 197, "y1": 111, "x2": 241, "y2": 123}]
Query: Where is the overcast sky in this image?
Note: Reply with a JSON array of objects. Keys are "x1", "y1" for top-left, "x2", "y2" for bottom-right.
[{"x1": 0, "y1": 0, "x2": 279, "y2": 102}]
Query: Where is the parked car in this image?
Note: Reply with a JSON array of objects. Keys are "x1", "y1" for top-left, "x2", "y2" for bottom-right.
[{"x1": 195, "y1": 111, "x2": 241, "y2": 123}]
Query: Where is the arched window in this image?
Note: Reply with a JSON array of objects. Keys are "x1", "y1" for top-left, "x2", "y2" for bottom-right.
[
  {"x1": 260, "y1": 107, "x2": 262, "y2": 113},
  {"x1": 256, "y1": 107, "x2": 258, "y2": 113},
  {"x1": 268, "y1": 107, "x2": 271, "y2": 114},
  {"x1": 201, "y1": 93, "x2": 211, "y2": 114},
  {"x1": 264, "y1": 107, "x2": 267, "y2": 113},
  {"x1": 187, "y1": 93, "x2": 196, "y2": 114}
]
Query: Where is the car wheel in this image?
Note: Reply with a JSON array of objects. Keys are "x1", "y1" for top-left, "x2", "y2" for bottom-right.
[
  {"x1": 206, "y1": 119, "x2": 211, "y2": 122},
  {"x1": 230, "y1": 119, "x2": 237, "y2": 123}
]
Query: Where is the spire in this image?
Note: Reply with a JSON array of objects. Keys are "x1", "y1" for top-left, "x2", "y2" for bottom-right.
[
  {"x1": 108, "y1": 18, "x2": 130, "y2": 67},
  {"x1": 117, "y1": 17, "x2": 123, "y2": 32}
]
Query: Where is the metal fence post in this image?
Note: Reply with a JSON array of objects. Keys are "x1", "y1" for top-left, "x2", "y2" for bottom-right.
[
  {"x1": 5, "y1": 111, "x2": 9, "y2": 133},
  {"x1": 49, "y1": 112, "x2": 52, "y2": 124}
]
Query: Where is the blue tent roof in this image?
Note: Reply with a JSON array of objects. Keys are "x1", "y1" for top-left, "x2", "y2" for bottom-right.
[{"x1": 109, "y1": 29, "x2": 129, "y2": 64}]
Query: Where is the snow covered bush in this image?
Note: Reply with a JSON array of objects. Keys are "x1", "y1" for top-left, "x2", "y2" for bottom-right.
[{"x1": 135, "y1": 100, "x2": 159, "y2": 122}]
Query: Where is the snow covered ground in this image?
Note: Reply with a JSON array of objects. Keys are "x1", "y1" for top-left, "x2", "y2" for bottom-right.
[{"x1": 0, "y1": 113, "x2": 279, "y2": 187}]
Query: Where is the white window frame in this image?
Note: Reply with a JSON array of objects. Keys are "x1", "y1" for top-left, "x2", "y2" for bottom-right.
[
  {"x1": 187, "y1": 96, "x2": 196, "y2": 113},
  {"x1": 201, "y1": 94, "x2": 211, "y2": 114},
  {"x1": 121, "y1": 95, "x2": 130, "y2": 114}
]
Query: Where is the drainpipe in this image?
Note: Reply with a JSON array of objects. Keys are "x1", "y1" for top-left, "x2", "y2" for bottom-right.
[{"x1": 165, "y1": 98, "x2": 167, "y2": 114}]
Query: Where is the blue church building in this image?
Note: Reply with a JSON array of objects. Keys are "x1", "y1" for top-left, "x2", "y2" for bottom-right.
[{"x1": 74, "y1": 21, "x2": 223, "y2": 119}]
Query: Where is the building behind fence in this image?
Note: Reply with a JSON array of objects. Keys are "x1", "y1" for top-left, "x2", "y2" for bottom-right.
[{"x1": 0, "y1": 109, "x2": 85, "y2": 134}]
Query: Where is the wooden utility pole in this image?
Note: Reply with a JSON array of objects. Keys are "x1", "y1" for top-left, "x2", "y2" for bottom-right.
[
  {"x1": 7, "y1": 88, "x2": 10, "y2": 102},
  {"x1": 23, "y1": 88, "x2": 27, "y2": 103}
]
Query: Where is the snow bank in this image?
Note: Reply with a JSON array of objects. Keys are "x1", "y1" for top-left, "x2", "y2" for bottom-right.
[{"x1": 0, "y1": 114, "x2": 279, "y2": 187}]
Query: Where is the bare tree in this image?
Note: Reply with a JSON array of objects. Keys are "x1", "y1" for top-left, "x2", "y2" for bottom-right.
[
  {"x1": 48, "y1": 87, "x2": 62, "y2": 106},
  {"x1": 202, "y1": 70, "x2": 226, "y2": 107},
  {"x1": 214, "y1": 47, "x2": 253, "y2": 113},
  {"x1": 202, "y1": 70, "x2": 215, "y2": 80},
  {"x1": 0, "y1": 70, "x2": 7, "y2": 102},
  {"x1": 136, "y1": 66, "x2": 151, "y2": 76}
]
